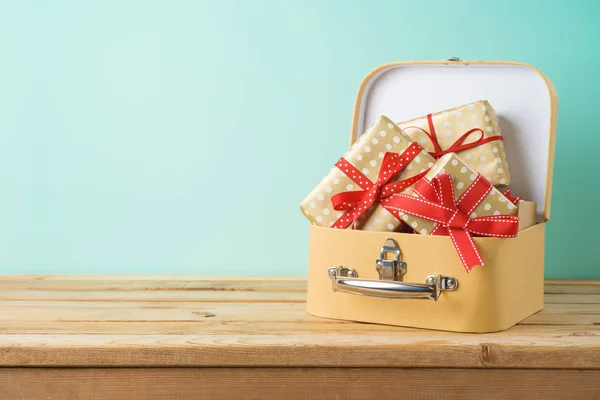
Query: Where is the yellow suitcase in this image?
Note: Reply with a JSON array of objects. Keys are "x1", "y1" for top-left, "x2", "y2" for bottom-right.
[{"x1": 306, "y1": 59, "x2": 557, "y2": 333}]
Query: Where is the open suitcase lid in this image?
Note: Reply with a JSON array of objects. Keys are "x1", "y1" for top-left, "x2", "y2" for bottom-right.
[{"x1": 351, "y1": 60, "x2": 557, "y2": 221}]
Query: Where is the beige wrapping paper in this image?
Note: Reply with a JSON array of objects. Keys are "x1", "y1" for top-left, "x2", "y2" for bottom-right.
[
  {"x1": 397, "y1": 100, "x2": 511, "y2": 187},
  {"x1": 300, "y1": 115, "x2": 435, "y2": 232},
  {"x1": 517, "y1": 200, "x2": 537, "y2": 231},
  {"x1": 397, "y1": 153, "x2": 518, "y2": 235}
]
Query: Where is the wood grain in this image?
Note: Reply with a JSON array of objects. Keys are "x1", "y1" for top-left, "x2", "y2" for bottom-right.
[
  {"x1": 0, "y1": 276, "x2": 598, "y2": 371},
  {"x1": 0, "y1": 276, "x2": 307, "y2": 292},
  {"x1": 1, "y1": 368, "x2": 599, "y2": 400},
  {"x1": 0, "y1": 332, "x2": 599, "y2": 368},
  {"x1": 0, "y1": 289, "x2": 598, "y2": 304},
  {"x1": 0, "y1": 300, "x2": 598, "y2": 326}
]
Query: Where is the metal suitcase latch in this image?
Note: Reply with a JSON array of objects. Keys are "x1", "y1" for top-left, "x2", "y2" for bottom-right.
[{"x1": 375, "y1": 238, "x2": 407, "y2": 281}]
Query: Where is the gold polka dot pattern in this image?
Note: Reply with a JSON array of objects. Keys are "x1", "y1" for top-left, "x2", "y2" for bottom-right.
[
  {"x1": 398, "y1": 153, "x2": 517, "y2": 235},
  {"x1": 397, "y1": 100, "x2": 511, "y2": 187},
  {"x1": 300, "y1": 116, "x2": 435, "y2": 231}
]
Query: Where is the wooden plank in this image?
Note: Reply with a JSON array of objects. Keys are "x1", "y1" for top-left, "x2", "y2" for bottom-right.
[
  {"x1": 544, "y1": 294, "x2": 600, "y2": 304},
  {"x1": 520, "y1": 313, "x2": 600, "y2": 326},
  {"x1": 0, "y1": 276, "x2": 592, "y2": 283},
  {"x1": 0, "y1": 299, "x2": 595, "y2": 312},
  {"x1": 0, "y1": 290, "x2": 597, "y2": 304},
  {"x1": 0, "y1": 289, "x2": 307, "y2": 302},
  {"x1": 545, "y1": 279, "x2": 600, "y2": 285},
  {"x1": 0, "y1": 327, "x2": 599, "y2": 368},
  {"x1": 0, "y1": 276, "x2": 598, "y2": 295},
  {"x1": 538, "y1": 303, "x2": 600, "y2": 311},
  {"x1": 0, "y1": 301, "x2": 309, "y2": 322},
  {"x1": 0, "y1": 278, "x2": 307, "y2": 292},
  {"x1": 1, "y1": 278, "x2": 599, "y2": 296},
  {"x1": 1, "y1": 368, "x2": 599, "y2": 400},
  {"x1": 0, "y1": 300, "x2": 598, "y2": 324},
  {"x1": 0, "y1": 275, "x2": 306, "y2": 281},
  {"x1": 0, "y1": 320, "x2": 599, "y2": 335},
  {"x1": 544, "y1": 283, "x2": 600, "y2": 294}
]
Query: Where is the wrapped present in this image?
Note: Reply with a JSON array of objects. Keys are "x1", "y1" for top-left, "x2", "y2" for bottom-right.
[
  {"x1": 385, "y1": 153, "x2": 519, "y2": 272},
  {"x1": 397, "y1": 100, "x2": 511, "y2": 186},
  {"x1": 300, "y1": 115, "x2": 435, "y2": 231},
  {"x1": 499, "y1": 188, "x2": 537, "y2": 230},
  {"x1": 517, "y1": 200, "x2": 537, "y2": 231}
]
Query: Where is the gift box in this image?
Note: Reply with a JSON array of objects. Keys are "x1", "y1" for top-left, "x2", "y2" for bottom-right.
[
  {"x1": 397, "y1": 100, "x2": 511, "y2": 187},
  {"x1": 384, "y1": 153, "x2": 520, "y2": 272},
  {"x1": 306, "y1": 60, "x2": 557, "y2": 333},
  {"x1": 497, "y1": 189, "x2": 539, "y2": 231},
  {"x1": 390, "y1": 153, "x2": 517, "y2": 235},
  {"x1": 517, "y1": 199, "x2": 537, "y2": 230},
  {"x1": 300, "y1": 115, "x2": 435, "y2": 232}
]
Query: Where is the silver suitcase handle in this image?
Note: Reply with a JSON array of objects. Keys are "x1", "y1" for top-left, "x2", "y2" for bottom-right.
[
  {"x1": 326, "y1": 238, "x2": 458, "y2": 301},
  {"x1": 328, "y1": 267, "x2": 457, "y2": 301}
]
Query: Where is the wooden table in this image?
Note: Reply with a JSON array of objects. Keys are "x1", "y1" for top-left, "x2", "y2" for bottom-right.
[{"x1": 0, "y1": 276, "x2": 598, "y2": 399}]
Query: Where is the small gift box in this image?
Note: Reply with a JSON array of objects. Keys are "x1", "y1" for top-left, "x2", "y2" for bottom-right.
[
  {"x1": 385, "y1": 153, "x2": 519, "y2": 272},
  {"x1": 300, "y1": 115, "x2": 435, "y2": 231},
  {"x1": 516, "y1": 199, "x2": 537, "y2": 230},
  {"x1": 498, "y1": 188, "x2": 537, "y2": 230},
  {"x1": 397, "y1": 100, "x2": 511, "y2": 186}
]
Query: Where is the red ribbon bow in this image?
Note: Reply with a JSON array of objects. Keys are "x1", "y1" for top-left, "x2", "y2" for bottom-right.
[
  {"x1": 409, "y1": 114, "x2": 504, "y2": 159},
  {"x1": 330, "y1": 142, "x2": 427, "y2": 229},
  {"x1": 385, "y1": 173, "x2": 519, "y2": 272}
]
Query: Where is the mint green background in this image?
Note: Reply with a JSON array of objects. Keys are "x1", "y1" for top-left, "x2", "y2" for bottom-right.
[{"x1": 0, "y1": 0, "x2": 598, "y2": 277}]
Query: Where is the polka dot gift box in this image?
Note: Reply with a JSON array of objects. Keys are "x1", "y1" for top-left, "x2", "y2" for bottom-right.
[
  {"x1": 397, "y1": 100, "x2": 511, "y2": 187},
  {"x1": 388, "y1": 153, "x2": 517, "y2": 237},
  {"x1": 299, "y1": 115, "x2": 435, "y2": 232},
  {"x1": 385, "y1": 153, "x2": 520, "y2": 272}
]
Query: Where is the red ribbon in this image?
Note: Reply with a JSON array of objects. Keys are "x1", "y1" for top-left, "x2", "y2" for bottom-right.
[
  {"x1": 502, "y1": 188, "x2": 521, "y2": 205},
  {"x1": 330, "y1": 142, "x2": 427, "y2": 229},
  {"x1": 408, "y1": 114, "x2": 504, "y2": 159},
  {"x1": 385, "y1": 173, "x2": 519, "y2": 272}
]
